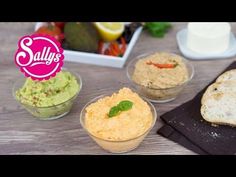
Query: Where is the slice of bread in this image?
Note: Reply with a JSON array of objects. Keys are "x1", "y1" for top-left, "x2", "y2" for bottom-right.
[
  {"x1": 201, "y1": 81, "x2": 236, "y2": 104},
  {"x1": 201, "y1": 92, "x2": 236, "y2": 126},
  {"x1": 216, "y1": 69, "x2": 236, "y2": 82}
]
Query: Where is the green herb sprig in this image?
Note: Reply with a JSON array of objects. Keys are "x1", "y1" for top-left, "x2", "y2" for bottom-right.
[
  {"x1": 144, "y1": 22, "x2": 172, "y2": 38},
  {"x1": 108, "y1": 100, "x2": 133, "y2": 118}
]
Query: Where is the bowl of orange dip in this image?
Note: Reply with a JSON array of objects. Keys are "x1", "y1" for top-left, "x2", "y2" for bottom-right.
[{"x1": 80, "y1": 87, "x2": 157, "y2": 153}]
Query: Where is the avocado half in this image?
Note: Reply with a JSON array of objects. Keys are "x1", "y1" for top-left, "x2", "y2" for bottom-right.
[{"x1": 64, "y1": 22, "x2": 100, "y2": 53}]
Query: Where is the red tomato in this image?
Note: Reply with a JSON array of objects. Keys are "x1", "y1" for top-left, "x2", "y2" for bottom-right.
[
  {"x1": 51, "y1": 22, "x2": 65, "y2": 30},
  {"x1": 35, "y1": 25, "x2": 64, "y2": 43}
]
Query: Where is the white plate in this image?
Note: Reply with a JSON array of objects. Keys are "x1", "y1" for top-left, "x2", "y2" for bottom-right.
[
  {"x1": 35, "y1": 22, "x2": 142, "y2": 68},
  {"x1": 176, "y1": 28, "x2": 236, "y2": 60}
]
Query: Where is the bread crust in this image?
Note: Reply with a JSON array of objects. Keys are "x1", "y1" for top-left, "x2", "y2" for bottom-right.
[
  {"x1": 216, "y1": 69, "x2": 236, "y2": 82},
  {"x1": 201, "y1": 81, "x2": 236, "y2": 104},
  {"x1": 201, "y1": 69, "x2": 236, "y2": 127},
  {"x1": 201, "y1": 93, "x2": 236, "y2": 126}
]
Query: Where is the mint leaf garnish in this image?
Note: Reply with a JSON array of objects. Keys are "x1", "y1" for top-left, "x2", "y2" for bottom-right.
[
  {"x1": 108, "y1": 100, "x2": 133, "y2": 118},
  {"x1": 117, "y1": 100, "x2": 133, "y2": 111},
  {"x1": 108, "y1": 106, "x2": 120, "y2": 118}
]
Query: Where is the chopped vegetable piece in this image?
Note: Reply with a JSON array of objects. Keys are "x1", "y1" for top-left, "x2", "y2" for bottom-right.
[
  {"x1": 98, "y1": 40, "x2": 104, "y2": 54},
  {"x1": 120, "y1": 37, "x2": 126, "y2": 55},
  {"x1": 146, "y1": 61, "x2": 177, "y2": 69}
]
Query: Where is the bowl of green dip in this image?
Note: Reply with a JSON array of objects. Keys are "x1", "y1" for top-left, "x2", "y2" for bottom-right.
[{"x1": 13, "y1": 69, "x2": 82, "y2": 120}]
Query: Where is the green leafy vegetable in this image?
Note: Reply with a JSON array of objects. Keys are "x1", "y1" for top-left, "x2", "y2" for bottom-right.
[
  {"x1": 108, "y1": 100, "x2": 133, "y2": 118},
  {"x1": 108, "y1": 106, "x2": 120, "y2": 117},
  {"x1": 144, "y1": 22, "x2": 172, "y2": 38},
  {"x1": 117, "y1": 100, "x2": 133, "y2": 111}
]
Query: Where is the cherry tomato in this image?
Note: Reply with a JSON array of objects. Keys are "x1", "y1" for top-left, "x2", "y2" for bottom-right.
[
  {"x1": 51, "y1": 22, "x2": 65, "y2": 31},
  {"x1": 35, "y1": 25, "x2": 64, "y2": 43}
]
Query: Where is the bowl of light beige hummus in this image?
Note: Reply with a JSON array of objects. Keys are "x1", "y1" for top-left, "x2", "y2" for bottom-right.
[
  {"x1": 126, "y1": 52, "x2": 194, "y2": 103},
  {"x1": 80, "y1": 87, "x2": 157, "y2": 153}
]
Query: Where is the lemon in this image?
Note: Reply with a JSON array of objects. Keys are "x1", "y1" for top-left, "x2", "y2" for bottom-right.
[{"x1": 94, "y1": 22, "x2": 125, "y2": 42}]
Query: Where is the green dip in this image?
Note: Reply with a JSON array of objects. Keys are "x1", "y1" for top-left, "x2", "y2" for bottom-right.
[{"x1": 15, "y1": 71, "x2": 80, "y2": 119}]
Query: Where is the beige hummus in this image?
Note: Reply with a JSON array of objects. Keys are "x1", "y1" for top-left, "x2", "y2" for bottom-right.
[
  {"x1": 84, "y1": 88, "x2": 153, "y2": 141},
  {"x1": 132, "y1": 52, "x2": 189, "y2": 89}
]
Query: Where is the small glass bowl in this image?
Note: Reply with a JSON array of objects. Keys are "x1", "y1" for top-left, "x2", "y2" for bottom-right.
[
  {"x1": 12, "y1": 70, "x2": 82, "y2": 120},
  {"x1": 80, "y1": 93, "x2": 157, "y2": 153},
  {"x1": 126, "y1": 52, "x2": 194, "y2": 103}
]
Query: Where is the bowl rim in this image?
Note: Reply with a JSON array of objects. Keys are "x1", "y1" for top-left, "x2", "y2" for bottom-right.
[
  {"x1": 12, "y1": 68, "x2": 82, "y2": 109},
  {"x1": 79, "y1": 90, "x2": 157, "y2": 143},
  {"x1": 126, "y1": 52, "x2": 195, "y2": 90}
]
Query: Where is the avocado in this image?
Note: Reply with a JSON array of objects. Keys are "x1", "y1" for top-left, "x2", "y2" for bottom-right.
[{"x1": 64, "y1": 22, "x2": 100, "y2": 52}]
